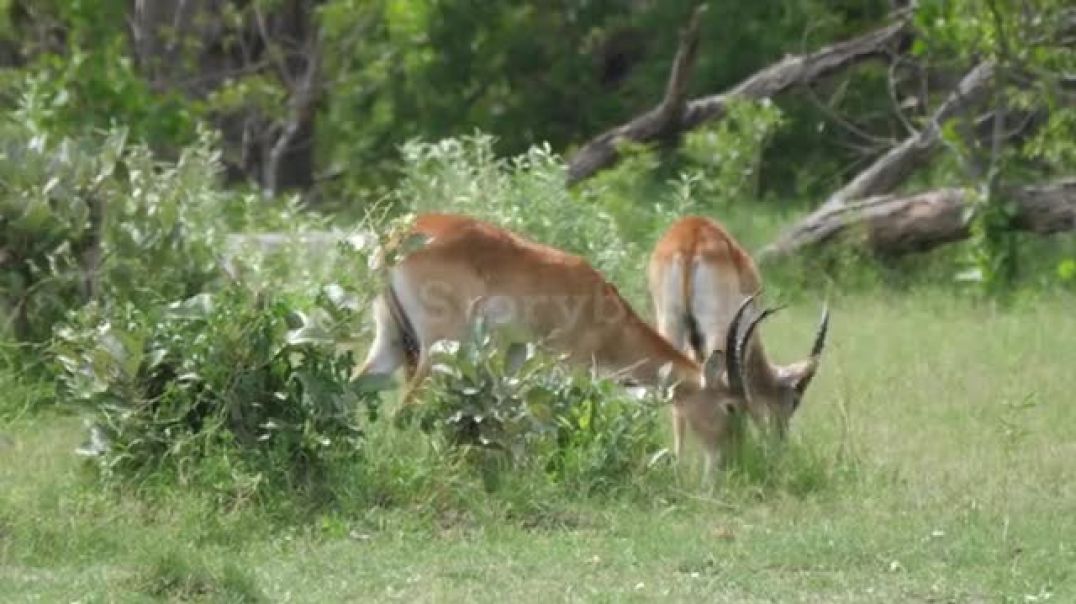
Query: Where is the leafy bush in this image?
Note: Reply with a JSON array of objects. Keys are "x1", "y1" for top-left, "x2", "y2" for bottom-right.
[
  {"x1": 53, "y1": 285, "x2": 388, "y2": 502},
  {"x1": 0, "y1": 124, "x2": 228, "y2": 341},
  {"x1": 7, "y1": 1, "x2": 198, "y2": 149},
  {"x1": 0, "y1": 111, "x2": 373, "y2": 343},
  {"x1": 1, "y1": 126, "x2": 124, "y2": 340},
  {"x1": 396, "y1": 134, "x2": 634, "y2": 287},
  {"x1": 411, "y1": 319, "x2": 667, "y2": 495},
  {"x1": 679, "y1": 99, "x2": 785, "y2": 206}
]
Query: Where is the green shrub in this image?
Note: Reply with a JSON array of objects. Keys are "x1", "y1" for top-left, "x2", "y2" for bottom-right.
[
  {"x1": 0, "y1": 124, "x2": 227, "y2": 341},
  {"x1": 411, "y1": 318, "x2": 667, "y2": 496},
  {"x1": 8, "y1": 2, "x2": 198, "y2": 149},
  {"x1": 53, "y1": 285, "x2": 389, "y2": 503},
  {"x1": 0, "y1": 112, "x2": 374, "y2": 344},
  {"x1": 1, "y1": 126, "x2": 125, "y2": 340},
  {"x1": 679, "y1": 99, "x2": 786, "y2": 206},
  {"x1": 396, "y1": 134, "x2": 635, "y2": 288}
]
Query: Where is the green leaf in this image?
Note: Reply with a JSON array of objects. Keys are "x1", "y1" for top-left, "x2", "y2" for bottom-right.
[
  {"x1": 286, "y1": 323, "x2": 334, "y2": 346},
  {"x1": 351, "y1": 372, "x2": 396, "y2": 394},
  {"x1": 166, "y1": 293, "x2": 215, "y2": 320},
  {"x1": 1057, "y1": 259, "x2": 1076, "y2": 282}
]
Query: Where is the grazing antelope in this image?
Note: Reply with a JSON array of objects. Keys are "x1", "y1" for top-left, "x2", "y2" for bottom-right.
[
  {"x1": 648, "y1": 216, "x2": 830, "y2": 441},
  {"x1": 357, "y1": 213, "x2": 764, "y2": 477}
]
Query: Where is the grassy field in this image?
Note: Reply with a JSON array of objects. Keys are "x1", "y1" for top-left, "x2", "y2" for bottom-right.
[{"x1": 2, "y1": 289, "x2": 1075, "y2": 602}]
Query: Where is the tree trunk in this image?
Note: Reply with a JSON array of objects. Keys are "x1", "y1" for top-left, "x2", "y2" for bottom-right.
[{"x1": 758, "y1": 179, "x2": 1076, "y2": 258}]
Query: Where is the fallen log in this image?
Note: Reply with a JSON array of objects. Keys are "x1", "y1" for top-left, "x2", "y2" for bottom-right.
[
  {"x1": 765, "y1": 9, "x2": 1076, "y2": 258},
  {"x1": 758, "y1": 179, "x2": 1076, "y2": 258},
  {"x1": 762, "y1": 61, "x2": 996, "y2": 258},
  {"x1": 566, "y1": 9, "x2": 912, "y2": 184}
]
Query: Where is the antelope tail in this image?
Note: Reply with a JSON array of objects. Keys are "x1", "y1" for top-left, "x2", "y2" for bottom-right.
[{"x1": 384, "y1": 280, "x2": 419, "y2": 370}]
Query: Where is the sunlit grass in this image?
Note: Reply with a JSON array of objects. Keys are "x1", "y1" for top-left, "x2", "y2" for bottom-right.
[{"x1": 2, "y1": 289, "x2": 1075, "y2": 601}]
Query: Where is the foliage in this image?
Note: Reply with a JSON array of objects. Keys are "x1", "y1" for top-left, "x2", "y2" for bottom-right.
[
  {"x1": 0, "y1": 123, "x2": 228, "y2": 341},
  {"x1": 7, "y1": 292, "x2": 1076, "y2": 599},
  {"x1": 577, "y1": 141, "x2": 668, "y2": 252},
  {"x1": 410, "y1": 318, "x2": 666, "y2": 495},
  {"x1": 52, "y1": 285, "x2": 388, "y2": 502},
  {"x1": 0, "y1": 110, "x2": 371, "y2": 343},
  {"x1": 396, "y1": 134, "x2": 635, "y2": 287},
  {"x1": 1, "y1": 1, "x2": 898, "y2": 198},
  {"x1": 317, "y1": 0, "x2": 891, "y2": 196},
  {"x1": 580, "y1": 99, "x2": 787, "y2": 254},
  {"x1": 916, "y1": 0, "x2": 1076, "y2": 291},
  {"x1": 680, "y1": 99, "x2": 786, "y2": 205},
  {"x1": 4, "y1": 0, "x2": 198, "y2": 148},
  {"x1": 914, "y1": 0, "x2": 1074, "y2": 70}
]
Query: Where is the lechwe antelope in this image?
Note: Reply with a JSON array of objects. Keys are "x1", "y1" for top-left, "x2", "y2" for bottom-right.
[
  {"x1": 648, "y1": 216, "x2": 830, "y2": 440},
  {"x1": 357, "y1": 213, "x2": 762, "y2": 477}
]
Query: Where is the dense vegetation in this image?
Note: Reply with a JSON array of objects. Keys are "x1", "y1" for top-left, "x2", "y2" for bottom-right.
[{"x1": 1, "y1": 0, "x2": 1074, "y2": 600}]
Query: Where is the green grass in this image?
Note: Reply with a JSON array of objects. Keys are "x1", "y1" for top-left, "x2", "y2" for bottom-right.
[{"x1": 2, "y1": 289, "x2": 1075, "y2": 602}]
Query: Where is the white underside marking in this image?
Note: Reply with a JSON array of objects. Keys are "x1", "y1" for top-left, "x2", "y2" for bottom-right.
[
  {"x1": 654, "y1": 254, "x2": 688, "y2": 353},
  {"x1": 360, "y1": 294, "x2": 406, "y2": 376},
  {"x1": 689, "y1": 260, "x2": 747, "y2": 357}
]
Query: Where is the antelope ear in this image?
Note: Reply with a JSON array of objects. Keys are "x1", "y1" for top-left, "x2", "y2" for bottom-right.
[
  {"x1": 788, "y1": 361, "x2": 819, "y2": 394},
  {"x1": 656, "y1": 362, "x2": 675, "y2": 388},
  {"x1": 702, "y1": 349, "x2": 725, "y2": 388}
]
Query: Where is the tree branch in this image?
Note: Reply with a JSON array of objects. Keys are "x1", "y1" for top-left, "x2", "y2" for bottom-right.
[
  {"x1": 566, "y1": 4, "x2": 707, "y2": 184},
  {"x1": 655, "y1": 4, "x2": 707, "y2": 138},
  {"x1": 682, "y1": 14, "x2": 912, "y2": 129},
  {"x1": 762, "y1": 62, "x2": 996, "y2": 258},
  {"x1": 566, "y1": 9, "x2": 912, "y2": 184}
]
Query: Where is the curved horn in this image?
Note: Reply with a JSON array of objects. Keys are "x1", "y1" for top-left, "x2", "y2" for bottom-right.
[
  {"x1": 810, "y1": 304, "x2": 830, "y2": 358},
  {"x1": 735, "y1": 306, "x2": 783, "y2": 384},
  {"x1": 724, "y1": 294, "x2": 758, "y2": 396}
]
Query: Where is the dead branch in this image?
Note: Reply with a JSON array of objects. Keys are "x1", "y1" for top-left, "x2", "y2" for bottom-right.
[
  {"x1": 761, "y1": 62, "x2": 996, "y2": 258},
  {"x1": 657, "y1": 5, "x2": 707, "y2": 136},
  {"x1": 566, "y1": 4, "x2": 707, "y2": 184},
  {"x1": 566, "y1": 10, "x2": 911, "y2": 184},
  {"x1": 757, "y1": 178, "x2": 1076, "y2": 258},
  {"x1": 826, "y1": 62, "x2": 994, "y2": 211}
]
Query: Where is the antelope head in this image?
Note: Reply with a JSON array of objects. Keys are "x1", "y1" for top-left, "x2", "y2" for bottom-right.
[{"x1": 722, "y1": 294, "x2": 831, "y2": 439}]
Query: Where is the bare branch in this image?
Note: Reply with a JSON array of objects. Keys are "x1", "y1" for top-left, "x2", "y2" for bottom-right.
[
  {"x1": 761, "y1": 62, "x2": 997, "y2": 259},
  {"x1": 78, "y1": 193, "x2": 105, "y2": 301},
  {"x1": 566, "y1": 4, "x2": 707, "y2": 184},
  {"x1": 828, "y1": 62, "x2": 995, "y2": 210},
  {"x1": 682, "y1": 15, "x2": 912, "y2": 129},
  {"x1": 656, "y1": 4, "x2": 708, "y2": 133},
  {"x1": 253, "y1": 4, "x2": 296, "y2": 89},
  {"x1": 802, "y1": 79, "x2": 898, "y2": 152},
  {"x1": 886, "y1": 55, "x2": 922, "y2": 137},
  {"x1": 983, "y1": 0, "x2": 1011, "y2": 195},
  {"x1": 165, "y1": 0, "x2": 193, "y2": 67},
  {"x1": 566, "y1": 10, "x2": 911, "y2": 184}
]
